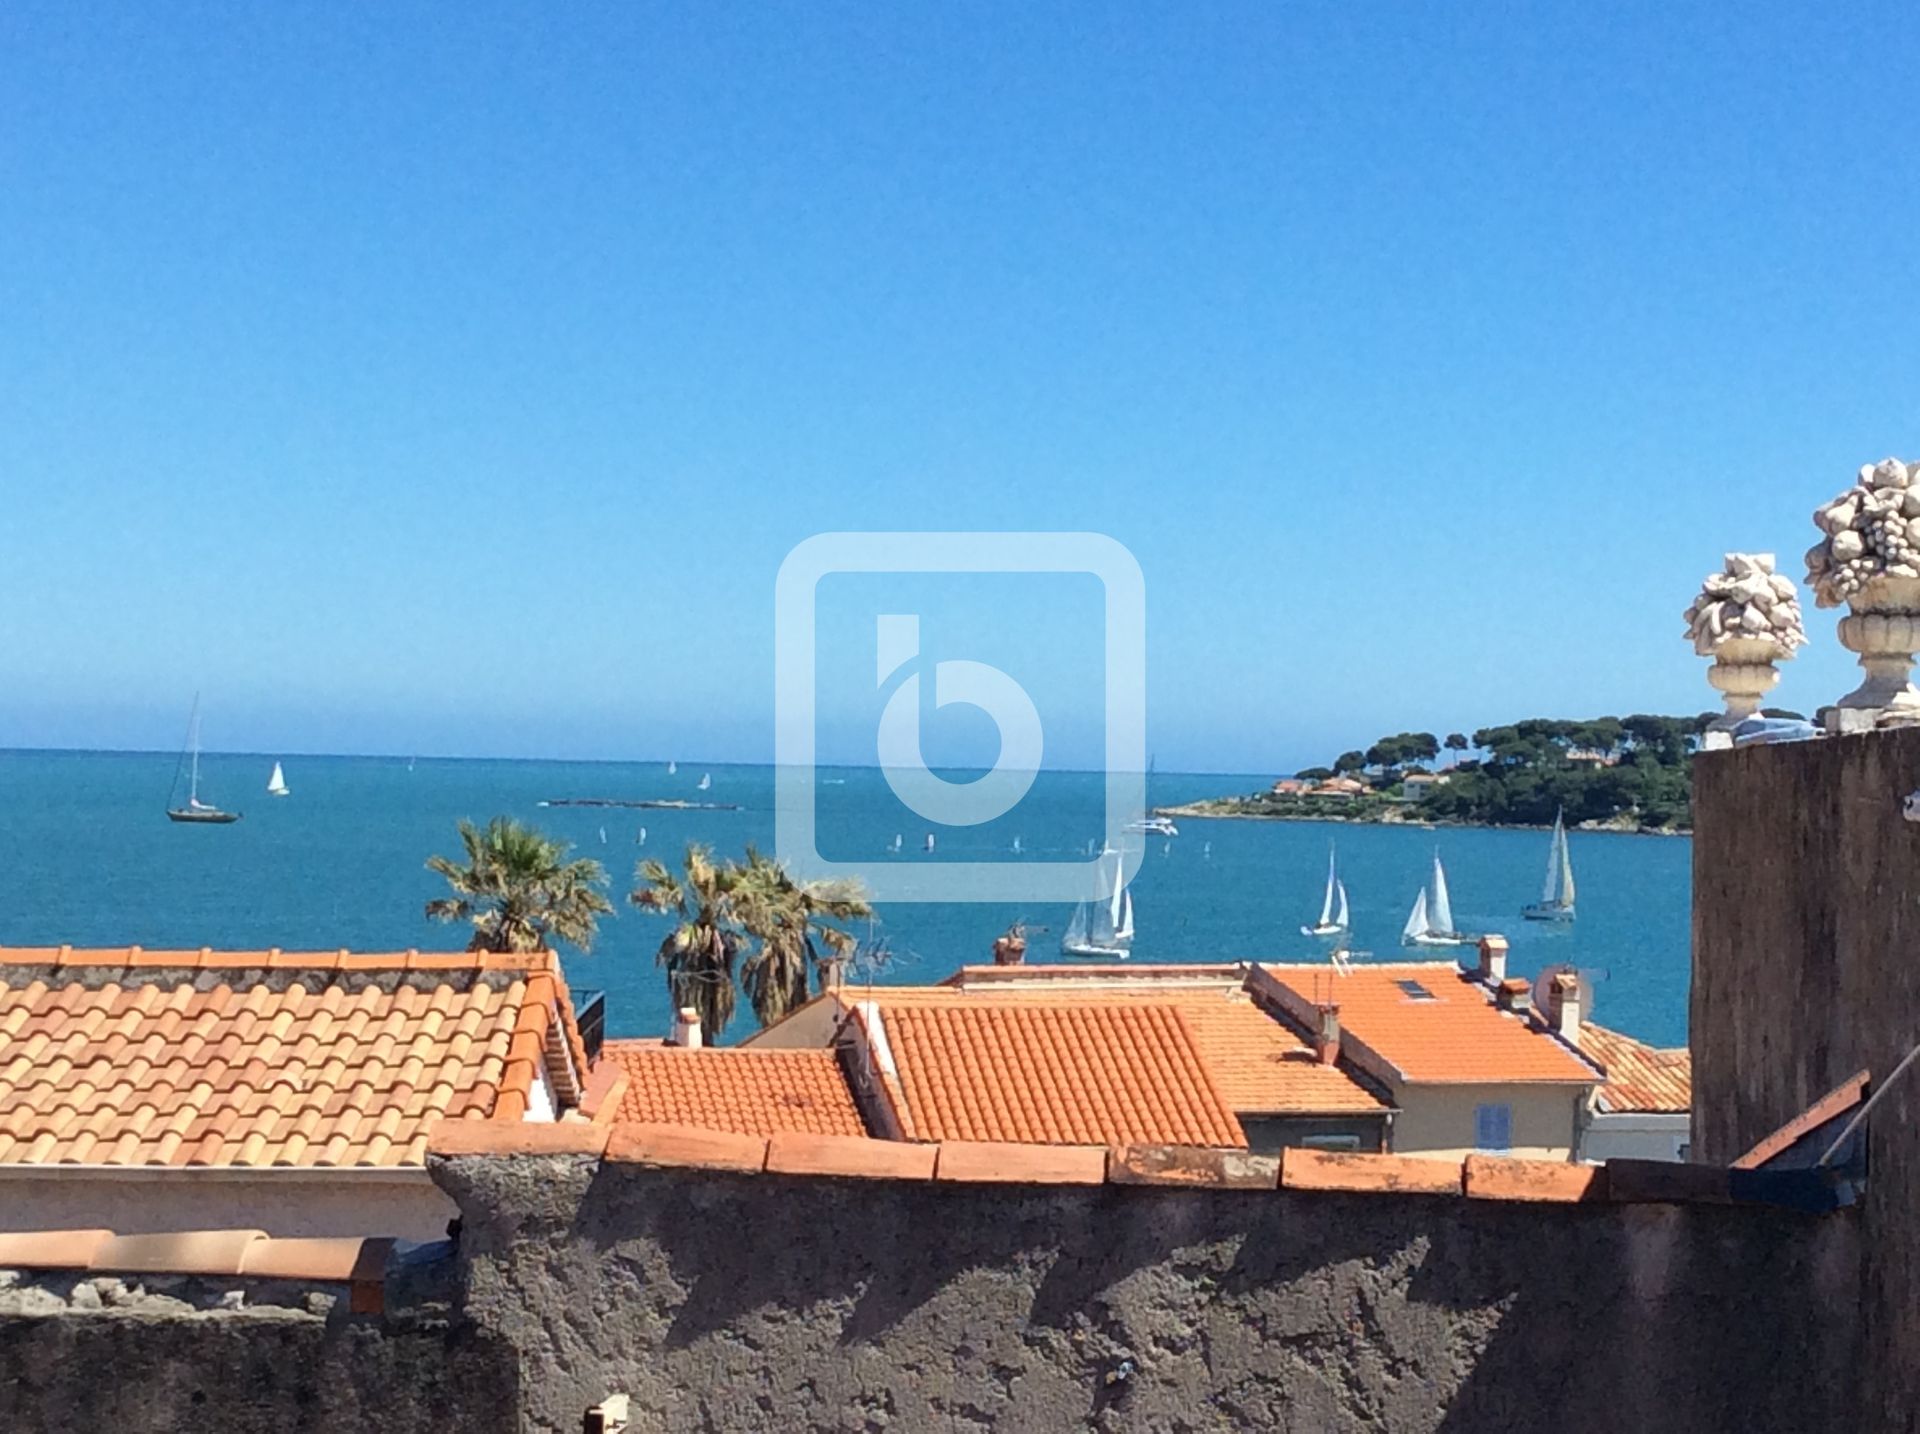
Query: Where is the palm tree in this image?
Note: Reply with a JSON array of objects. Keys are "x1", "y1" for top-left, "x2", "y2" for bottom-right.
[
  {"x1": 631, "y1": 843, "x2": 751, "y2": 1039},
  {"x1": 425, "y1": 817, "x2": 612, "y2": 953},
  {"x1": 734, "y1": 847, "x2": 873, "y2": 1027}
]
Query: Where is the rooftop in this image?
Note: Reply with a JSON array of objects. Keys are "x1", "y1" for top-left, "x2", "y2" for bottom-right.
[
  {"x1": 1580, "y1": 1023, "x2": 1691, "y2": 1114},
  {"x1": 924, "y1": 965, "x2": 1388, "y2": 1115},
  {"x1": 1254, "y1": 962, "x2": 1603, "y2": 1086},
  {"x1": 0, "y1": 947, "x2": 585, "y2": 1168},
  {"x1": 591, "y1": 1042, "x2": 868, "y2": 1138},
  {"x1": 864, "y1": 999, "x2": 1248, "y2": 1148}
]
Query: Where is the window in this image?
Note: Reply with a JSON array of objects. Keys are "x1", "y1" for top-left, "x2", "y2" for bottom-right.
[
  {"x1": 1474, "y1": 1103, "x2": 1513, "y2": 1152},
  {"x1": 1395, "y1": 979, "x2": 1438, "y2": 1002},
  {"x1": 1301, "y1": 1133, "x2": 1363, "y2": 1152}
]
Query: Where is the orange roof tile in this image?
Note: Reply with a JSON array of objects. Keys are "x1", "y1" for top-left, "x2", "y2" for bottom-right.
[
  {"x1": 596, "y1": 1043, "x2": 868, "y2": 1138},
  {"x1": 1256, "y1": 963, "x2": 1602, "y2": 1085},
  {"x1": 874, "y1": 1001, "x2": 1247, "y2": 1148},
  {"x1": 0, "y1": 948, "x2": 584, "y2": 1168},
  {"x1": 1579, "y1": 1023, "x2": 1691, "y2": 1114},
  {"x1": 873, "y1": 977, "x2": 1385, "y2": 1116}
]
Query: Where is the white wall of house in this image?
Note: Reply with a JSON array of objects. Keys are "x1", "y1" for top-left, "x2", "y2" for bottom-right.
[
  {"x1": 0, "y1": 1169, "x2": 458, "y2": 1242},
  {"x1": 1390, "y1": 1083, "x2": 1588, "y2": 1161},
  {"x1": 1580, "y1": 1111, "x2": 1691, "y2": 1163}
]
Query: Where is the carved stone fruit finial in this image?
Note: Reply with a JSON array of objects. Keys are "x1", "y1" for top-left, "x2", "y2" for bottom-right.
[{"x1": 1684, "y1": 553, "x2": 1806, "y2": 732}]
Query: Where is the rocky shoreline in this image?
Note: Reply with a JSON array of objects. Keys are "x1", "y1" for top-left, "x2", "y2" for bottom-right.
[{"x1": 1155, "y1": 800, "x2": 1689, "y2": 837}]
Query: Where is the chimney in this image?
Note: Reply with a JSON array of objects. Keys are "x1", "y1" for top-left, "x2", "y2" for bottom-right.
[
  {"x1": 670, "y1": 1007, "x2": 703, "y2": 1050},
  {"x1": 1495, "y1": 977, "x2": 1532, "y2": 1015},
  {"x1": 1314, "y1": 1003, "x2": 1341, "y2": 1065},
  {"x1": 1476, "y1": 933, "x2": 1509, "y2": 986},
  {"x1": 1546, "y1": 972, "x2": 1581, "y2": 1043}
]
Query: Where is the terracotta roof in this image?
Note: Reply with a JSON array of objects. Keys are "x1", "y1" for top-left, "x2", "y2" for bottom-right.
[
  {"x1": 884, "y1": 973, "x2": 1385, "y2": 1115},
  {"x1": 0, "y1": 948, "x2": 584, "y2": 1167},
  {"x1": 872, "y1": 1001, "x2": 1248, "y2": 1148},
  {"x1": 1579, "y1": 1023, "x2": 1692, "y2": 1114},
  {"x1": 1255, "y1": 963, "x2": 1602, "y2": 1085},
  {"x1": 592, "y1": 1042, "x2": 869, "y2": 1138}
]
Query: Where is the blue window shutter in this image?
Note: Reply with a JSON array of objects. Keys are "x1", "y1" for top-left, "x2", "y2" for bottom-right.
[{"x1": 1475, "y1": 1103, "x2": 1512, "y2": 1152}]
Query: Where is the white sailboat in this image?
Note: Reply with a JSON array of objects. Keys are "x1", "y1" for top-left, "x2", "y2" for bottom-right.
[
  {"x1": 697, "y1": 772, "x2": 711, "y2": 791},
  {"x1": 1062, "y1": 849, "x2": 1135, "y2": 959},
  {"x1": 266, "y1": 761, "x2": 289, "y2": 798},
  {"x1": 166, "y1": 696, "x2": 240, "y2": 825},
  {"x1": 667, "y1": 760, "x2": 678, "y2": 776},
  {"x1": 923, "y1": 832, "x2": 936, "y2": 853},
  {"x1": 1301, "y1": 846, "x2": 1351, "y2": 937},
  {"x1": 1523, "y1": 809, "x2": 1577, "y2": 922},
  {"x1": 889, "y1": 833, "x2": 904, "y2": 854},
  {"x1": 1402, "y1": 850, "x2": 1470, "y2": 946}
]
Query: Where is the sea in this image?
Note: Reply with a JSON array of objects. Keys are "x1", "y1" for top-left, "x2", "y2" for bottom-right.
[{"x1": 0, "y1": 751, "x2": 1692, "y2": 1047}]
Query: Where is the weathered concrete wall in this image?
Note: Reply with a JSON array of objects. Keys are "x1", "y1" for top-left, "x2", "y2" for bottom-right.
[
  {"x1": 0, "y1": 1278, "x2": 517, "y2": 1433},
  {"x1": 1692, "y1": 726, "x2": 1920, "y2": 1431},
  {"x1": 436, "y1": 1153, "x2": 1861, "y2": 1434}
]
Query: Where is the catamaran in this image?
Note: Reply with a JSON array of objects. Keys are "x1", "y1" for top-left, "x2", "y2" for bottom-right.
[
  {"x1": 166, "y1": 696, "x2": 241, "y2": 825},
  {"x1": 266, "y1": 761, "x2": 289, "y2": 797},
  {"x1": 1523, "y1": 809, "x2": 1577, "y2": 922},
  {"x1": 1302, "y1": 846, "x2": 1351, "y2": 937},
  {"x1": 1402, "y1": 850, "x2": 1469, "y2": 946},
  {"x1": 1062, "y1": 849, "x2": 1135, "y2": 959}
]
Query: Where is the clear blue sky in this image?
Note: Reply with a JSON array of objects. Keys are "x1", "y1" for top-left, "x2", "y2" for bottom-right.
[{"x1": 4, "y1": 4, "x2": 1917, "y2": 773}]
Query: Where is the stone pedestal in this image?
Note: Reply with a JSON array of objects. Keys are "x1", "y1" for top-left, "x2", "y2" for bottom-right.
[
  {"x1": 1705, "y1": 636, "x2": 1784, "y2": 731},
  {"x1": 1834, "y1": 577, "x2": 1920, "y2": 715}
]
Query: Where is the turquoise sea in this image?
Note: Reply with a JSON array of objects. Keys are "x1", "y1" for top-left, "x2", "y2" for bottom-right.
[{"x1": 0, "y1": 751, "x2": 1692, "y2": 1046}]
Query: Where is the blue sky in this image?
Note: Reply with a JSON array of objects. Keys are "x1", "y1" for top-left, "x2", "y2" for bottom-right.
[{"x1": 3, "y1": 4, "x2": 1918, "y2": 773}]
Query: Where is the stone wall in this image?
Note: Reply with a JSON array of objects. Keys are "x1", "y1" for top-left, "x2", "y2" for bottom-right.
[
  {"x1": 1692, "y1": 726, "x2": 1920, "y2": 1430},
  {"x1": 435, "y1": 1150, "x2": 1859, "y2": 1434}
]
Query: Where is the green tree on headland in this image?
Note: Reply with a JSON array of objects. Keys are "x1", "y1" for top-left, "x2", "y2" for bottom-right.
[{"x1": 425, "y1": 817, "x2": 613, "y2": 953}]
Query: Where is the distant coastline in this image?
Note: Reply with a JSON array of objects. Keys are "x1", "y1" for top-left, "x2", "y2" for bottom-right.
[{"x1": 1155, "y1": 799, "x2": 1689, "y2": 837}]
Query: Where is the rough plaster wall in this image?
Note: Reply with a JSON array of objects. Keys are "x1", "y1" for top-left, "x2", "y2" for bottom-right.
[
  {"x1": 0, "y1": 1173, "x2": 458, "y2": 1241},
  {"x1": 436, "y1": 1154, "x2": 1860, "y2": 1434},
  {"x1": 1692, "y1": 727, "x2": 1920, "y2": 1431},
  {"x1": 0, "y1": 1308, "x2": 517, "y2": 1434}
]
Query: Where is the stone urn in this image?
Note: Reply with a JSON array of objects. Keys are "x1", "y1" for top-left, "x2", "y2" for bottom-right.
[
  {"x1": 1834, "y1": 575, "x2": 1920, "y2": 712},
  {"x1": 1805, "y1": 459, "x2": 1920, "y2": 720},
  {"x1": 1684, "y1": 553, "x2": 1807, "y2": 732}
]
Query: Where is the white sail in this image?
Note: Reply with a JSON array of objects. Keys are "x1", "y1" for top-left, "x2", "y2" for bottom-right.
[
  {"x1": 1558, "y1": 821, "x2": 1576, "y2": 907},
  {"x1": 1318, "y1": 847, "x2": 1338, "y2": 927},
  {"x1": 1403, "y1": 887, "x2": 1431, "y2": 943},
  {"x1": 1539, "y1": 812, "x2": 1563, "y2": 904},
  {"x1": 1335, "y1": 880, "x2": 1349, "y2": 929},
  {"x1": 1115, "y1": 888, "x2": 1135, "y2": 943},
  {"x1": 1062, "y1": 901, "x2": 1090, "y2": 950},
  {"x1": 1430, "y1": 853, "x2": 1456, "y2": 936},
  {"x1": 668, "y1": 760, "x2": 677, "y2": 775},
  {"x1": 697, "y1": 773, "x2": 711, "y2": 791},
  {"x1": 267, "y1": 761, "x2": 288, "y2": 797}
]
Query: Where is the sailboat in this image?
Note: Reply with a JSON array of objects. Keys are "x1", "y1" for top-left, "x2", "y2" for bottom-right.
[
  {"x1": 1302, "y1": 846, "x2": 1351, "y2": 937},
  {"x1": 166, "y1": 696, "x2": 241, "y2": 824},
  {"x1": 1062, "y1": 849, "x2": 1135, "y2": 959},
  {"x1": 266, "y1": 761, "x2": 289, "y2": 797},
  {"x1": 1523, "y1": 809, "x2": 1577, "y2": 922},
  {"x1": 1402, "y1": 850, "x2": 1469, "y2": 946},
  {"x1": 889, "y1": 833, "x2": 904, "y2": 854},
  {"x1": 697, "y1": 773, "x2": 711, "y2": 791},
  {"x1": 667, "y1": 760, "x2": 678, "y2": 776}
]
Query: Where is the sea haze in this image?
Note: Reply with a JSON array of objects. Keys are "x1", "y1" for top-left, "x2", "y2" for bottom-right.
[{"x1": 0, "y1": 750, "x2": 1690, "y2": 1046}]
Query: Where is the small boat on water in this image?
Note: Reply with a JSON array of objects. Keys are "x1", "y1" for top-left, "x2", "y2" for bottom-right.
[
  {"x1": 923, "y1": 833, "x2": 936, "y2": 853},
  {"x1": 697, "y1": 773, "x2": 711, "y2": 791},
  {"x1": 166, "y1": 696, "x2": 240, "y2": 825},
  {"x1": 1126, "y1": 814, "x2": 1179, "y2": 838},
  {"x1": 1062, "y1": 849, "x2": 1135, "y2": 959},
  {"x1": 1402, "y1": 850, "x2": 1469, "y2": 947},
  {"x1": 668, "y1": 760, "x2": 678, "y2": 775},
  {"x1": 1523, "y1": 809, "x2": 1577, "y2": 922},
  {"x1": 266, "y1": 761, "x2": 289, "y2": 798},
  {"x1": 889, "y1": 833, "x2": 904, "y2": 854},
  {"x1": 1302, "y1": 845, "x2": 1350, "y2": 937}
]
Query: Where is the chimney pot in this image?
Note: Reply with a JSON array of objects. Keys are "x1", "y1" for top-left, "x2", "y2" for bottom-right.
[
  {"x1": 671, "y1": 1007, "x2": 703, "y2": 1050},
  {"x1": 1477, "y1": 934, "x2": 1509, "y2": 986},
  {"x1": 1315, "y1": 1003, "x2": 1341, "y2": 1065},
  {"x1": 1547, "y1": 972, "x2": 1582, "y2": 1042},
  {"x1": 1496, "y1": 977, "x2": 1532, "y2": 1014}
]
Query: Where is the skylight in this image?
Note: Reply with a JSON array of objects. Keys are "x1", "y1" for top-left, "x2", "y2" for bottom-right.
[{"x1": 1395, "y1": 979, "x2": 1438, "y2": 1002}]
